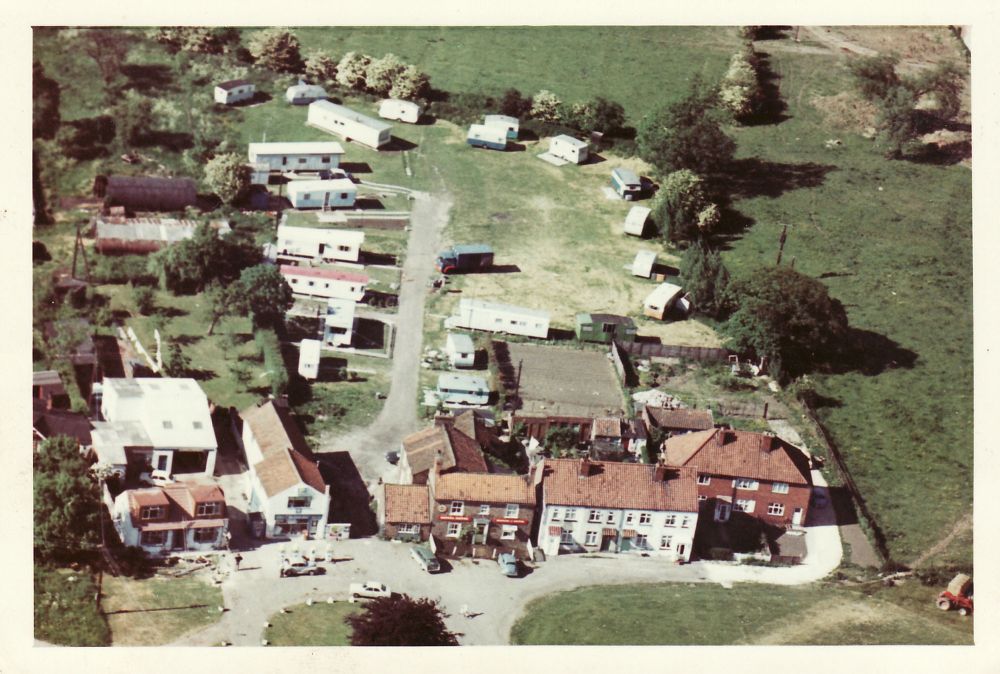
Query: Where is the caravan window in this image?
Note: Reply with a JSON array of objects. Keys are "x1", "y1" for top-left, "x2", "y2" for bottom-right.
[
  {"x1": 298, "y1": 158, "x2": 307, "y2": 164},
  {"x1": 303, "y1": 193, "x2": 311, "y2": 200},
  {"x1": 340, "y1": 193, "x2": 349, "y2": 199},
  {"x1": 321, "y1": 156, "x2": 330, "y2": 162}
]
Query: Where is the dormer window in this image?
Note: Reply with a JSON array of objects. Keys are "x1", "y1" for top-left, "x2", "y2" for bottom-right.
[
  {"x1": 140, "y1": 506, "x2": 164, "y2": 520},
  {"x1": 196, "y1": 502, "x2": 219, "y2": 517},
  {"x1": 449, "y1": 501, "x2": 464, "y2": 515}
]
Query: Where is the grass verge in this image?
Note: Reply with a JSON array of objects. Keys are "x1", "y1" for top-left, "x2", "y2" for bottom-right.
[
  {"x1": 100, "y1": 573, "x2": 224, "y2": 646},
  {"x1": 264, "y1": 601, "x2": 361, "y2": 646},
  {"x1": 34, "y1": 565, "x2": 111, "y2": 646}
]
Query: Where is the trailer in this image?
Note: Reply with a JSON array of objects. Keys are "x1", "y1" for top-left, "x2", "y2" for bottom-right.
[
  {"x1": 307, "y1": 100, "x2": 393, "y2": 150},
  {"x1": 378, "y1": 99, "x2": 422, "y2": 124},
  {"x1": 611, "y1": 167, "x2": 643, "y2": 200},
  {"x1": 550, "y1": 135, "x2": 589, "y2": 164},
  {"x1": 286, "y1": 81, "x2": 328, "y2": 105},
  {"x1": 466, "y1": 124, "x2": 508, "y2": 151},
  {"x1": 275, "y1": 223, "x2": 365, "y2": 263},
  {"x1": 247, "y1": 142, "x2": 344, "y2": 172},
  {"x1": 445, "y1": 298, "x2": 550, "y2": 339},
  {"x1": 280, "y1": 265, "x2": 368, "y2": 302},
  {"x1": 298, "y1": 339, "x2": 321, "y2": 380},
  {"x1": 643, "y1": 283, "x2": 684, "y2": 320},
  {"x1": 214, "y1": 79, "x2": 255, "y2": 105},
  {"x1": 435, "y1": 244, "x2": 494, "y2": 274},
  {"x1": 436, "y1": 373, "x2": 491, "y2": 406},
  {"x1": 484, "y1": 114, "x2": 519, "y2": 140},
  {"x1": 286, "y1": 179, "x2": 357, "y2": 210},
  {"x1": 623, "y1": 205, "x2": 651, "y2": 236},
  {"x1": 631, "y1": 250, "x2": 657, "y2": 278}
]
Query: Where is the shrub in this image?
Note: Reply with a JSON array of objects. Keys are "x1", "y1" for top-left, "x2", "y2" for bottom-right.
[
  {"x1": 499, "y1": 88, "x2": 532, "y2": 118},
  {"x1": 336, "y1": 51, "x2": 371, "y2": 90},
  {"x1": 130, "y1": 283, "x2": 155, "y2": 315},
  {"x1": 254, "y1": 328, "x2": 288, "y2": 396},
  {"x1": 304, "y1": 49, "x2": 339, "y2": 87},
  {"x1": 365, "y1": 53, "x2": 406, "y2": 96},
  {"x1": 91, "y1": 254, "x2": 157, "y2": 285},
  {"x1": 389, "y1": 65, "x2": 430, "y2": 101},
  {"x1": 429, "y1": 91, "x2": 496, "y2": 125},
  {"x1": 529, "y1": 89, "x2": 562, "y2": 122},
  {"x1": 247, "y1": 28, "x2": 303, "y2": 73}
]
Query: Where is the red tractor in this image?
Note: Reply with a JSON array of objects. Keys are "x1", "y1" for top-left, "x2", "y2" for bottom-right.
[{"x1": 936, "y1": 573, "x2": 973, "y2": 616}]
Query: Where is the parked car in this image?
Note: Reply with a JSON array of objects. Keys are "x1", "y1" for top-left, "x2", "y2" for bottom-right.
[
  {"x1": 385, "y1": 450, "x2": 400, "y2": 465},
  {"x1": 319, "y1": 168, "x2": 353, "y2": 182},
  {"x1": 139, "y1": 469, "x2": 174, "y2": 487},
  {"x1": 410, "y1": 546, "x2": 441, "y2": 573},
  {"x1": 498, "y1": 552, "x2": 518, "y2": 577},
  {"x1": 280, "y1": 554, "x2": 320, "y2": 577},
  {"x1": 349, "y1": 581, "x2": 391, "y2": 600}
]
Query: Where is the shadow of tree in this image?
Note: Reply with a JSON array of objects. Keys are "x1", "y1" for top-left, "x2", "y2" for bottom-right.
[
  {"x1": 742, "y1": 51, "x2": 789, "y2": 126},
  {"x1": 137, "y1": 130, "x2": 194, "y2": 152},
  {"x1": 121, "y1": 64, "x2": 175, "y2": 94},
  {"x1": 717, "y1": 158, "x2": 837, "y2": 200},
  {"x1": 831, "y1": 328, "x2": 919, "y2": 376}
]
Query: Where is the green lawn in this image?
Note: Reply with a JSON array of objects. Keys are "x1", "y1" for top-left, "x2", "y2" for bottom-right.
[
  {"x1": 100, "y1": 573, "x2": 225, "y2": 645},
  {"x1": 35, "y1": 566, "x2": 111, "y2": 646},
  {"x1": 265, "y1": 601, "x2": 361, "y2": 646},
  {"x1": 510, "y1": 580, "x2": 973, "y2": 645}
]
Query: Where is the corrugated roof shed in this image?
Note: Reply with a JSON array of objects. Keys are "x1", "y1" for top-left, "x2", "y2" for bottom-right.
[{"x1": 101, "y1": 175, "x2": 198, "y2": 212}]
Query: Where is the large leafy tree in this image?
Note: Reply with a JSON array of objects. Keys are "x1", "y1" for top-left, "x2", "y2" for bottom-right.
[
  {"x1": 365, "y1": 53, "x2": 406, "y2": 96},
  {"x1": 204, "y1": 152, "x2": 251, "y2": 206},
  {"x1": 679, "y1": 243, "x2": 733, "y2": 319},
  {"x1": 247, "y1": 28, "x2": 303, "y2": 73},
  {"x1": 234, "y1": 264, "x2": 294, "y2": 330},
  {"x1": 304, "y1": 49, "x2": 339, "y2": 88},
  {"x1": 35, "y1": 436, "x2": 102, "y2": 561},
  {"x1": 33, "y1": 61, "x2": 61, "y2": 140},
  {"x1": 724, "y1": 266, "x2": 849, "y2": 381},
  {"x1": 336, "y1": 51, "x2": 371, "y2": 90},
  {"x1": 653, "y1": 169, "x2": 719, "y2": 244},
  {"x1": 637, "y1": 82, "x2": 735, "y2": 176},
  {"x1": 345, "y1": 595, "x2": 459, "y2": 646},
  {"x1": 78, "y1": 28, "x2": 130, "y2": 102},
  {"x1": 153, "y1": 225, "x2": 260, "y2": 294},
  {"x1": 389, "y1": 65, "x2": 430, "y2": 101},
  {"x1": 568, "y1": 97, "x2": 626, "y2": 135}
]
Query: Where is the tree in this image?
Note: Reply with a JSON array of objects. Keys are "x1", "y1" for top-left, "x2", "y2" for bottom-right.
[
  {"x1": 877, "y1": 86, "x2": 920, "y2": 159},
  {"x1": 637, "y1": 82, "x2": 735, "y2": 176},
  {"x1": 849, "y1": 54, "x2": 902, "y2": 103},
  {"x1": 544, "y1": 426, "x2": 579, "y2": 458},
  {"x1": 499, "y1": 88, "x2": 532, "y2": 118},
  {"x1": 679, "y1": 244, "x2": 733, "y2": 319},
  {"x1": 235, "y1": 264, "x2": 294, "y2": 330},
  {"x1": 33, "y1": 61, "x2": 61, "y2": 140},
  {"x1": 336, "y1": 51, "x2": 371, "y2": 90},
  {"x1": 34, "y1": 436, "x2": 102, "y2": 561},
  {"x1": 654, "y1": 169, "x2": 714, "y2": 244},
  {"x1": 113, "y1": 91, "x2": 155, "y2": 149},
  {"x1": 719, "y1": 47, "x2": 761, "y2": 121},
  {"x1": 389, "y1": 65, "x2": 430, "y2": 101},
  {"x1": 152, "y1": 225, "x2": 260, "y2": 294},
  {"x1": 569, "y1": 97, "x2": 626, "y2": 135},
  {"x1": 204, "y1": 153, "x2": 251, "y2": 206},
  {"x1": 724, "y1": 266, "x2": 849, "y2": 381},
  {"x1": 151, "y1": 27, "x2": 236, "y2": 55},
  {"x1": 131, "y1": 283, "x2": 155, "y2": 315},
  {"x1": 247, "y1": 28, "x2": 303, "y2": 73},
  {"x1": 529, "y1": 90, "x2": 562, "y2": 122},
  {"x1": 203, "y1": 282, "x2": 235, "y2": 335},
  {"x1": 164, "y1": 342, "x2": 190, "y2": 377},
  {"x1": 365, "y1": 53, "x2": 406, "y2": 96},
  {"x1": 345, "y1": 595, "x2": 459, "y2": 646},
  {"x1": 79, "y1": 29, "x2": 130, "y2": 101},
  {"x1": 304, "y1": 49, "x2": 339, "y2": 87}
]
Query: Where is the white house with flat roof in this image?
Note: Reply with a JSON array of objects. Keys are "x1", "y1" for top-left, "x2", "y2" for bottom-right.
[
  {"x1": 248, "y1": 142, "x2": 344, "y2": 172},
  {"x1": 323, "y1": 298, "x2": 356, "y2": 348},
  {"x1": 436, "y1": 373, "x2": 491, "y2": 406},
  {"x1": 275, "y1": 223, "x2": 364, "y2": 263},
  {"x1": 307, "y1": 100, "x2": 393, "y2": 150},
  {"x1": 286, "y1": 179, "x2": 357, "y2": 209},
  {"x1": 445, "y1": 298, "x2": 550, "y2": 339},
  {"x1": 95, "y1": 378, "x2": 217, "y2": 479}
]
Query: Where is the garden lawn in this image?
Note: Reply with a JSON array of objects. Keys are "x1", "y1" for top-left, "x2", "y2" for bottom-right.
[
  {"x1": 100, "y1": 573, "x2": 224, "y2": 646},
  {"x1": 264, "y1": 601, "x2": 361, "y2": 646},
  {"x1": 510, "y1": 580, "x2": 973, "y2": 645},
  {"x1": 35, "y1": 566, "x2": 111, "y2": 646}
]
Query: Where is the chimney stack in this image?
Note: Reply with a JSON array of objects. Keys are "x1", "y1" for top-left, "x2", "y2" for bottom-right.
[
  {"x1": 762, "y1": 431, "x2": 777, "y2": 452},
  {"x1": 579, "y1": 457, "x2": 593, "y2": 478},
  {"x1": 654, "y1": 460, "x2": 667, "y2": 482}
]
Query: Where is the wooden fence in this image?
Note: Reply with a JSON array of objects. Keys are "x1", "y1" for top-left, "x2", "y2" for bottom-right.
[{"x1": 618, "y1": 341, "x2": 731, "y2": 362}]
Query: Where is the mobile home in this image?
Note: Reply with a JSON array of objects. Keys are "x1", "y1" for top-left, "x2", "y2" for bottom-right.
[
  {"x1": 445, "y1": 298, "x2": 550, "y2": 339},
  {"x1": 466, "y1": 124, "x2": 508, "y2": 151},
  {"x1": 575, "y1": 313, "x2": 637, "y2": 344},
  {"x1": 248, "y1": 163, "x2": 270, "y2": 186},
  {"x1": 323, "y1": 298, "x2": 356, "y2": 347},
  {"x1": 280, "y1": 265, "x2": 368, "y2": 302},
  {"x1": 275, "y1": 224, "x2": 364, "y2": 263},
  {"x1": 286, "y1": 179, "x2": 357, "y2": 210},
  {"x1": 444, "y1": 333, "x2": 476, "y2": 368},
  {"x1": 307, "y1": 100, "x2": 393, "y2": 150},
  {"x1": 247, "y1": 142, "x2": 344, "y2": 173},
  {"x1": 298, "y1": 339, "x2": 321, "y2": 380},
  {"x1": 623, "y1": 205, "x2": 651, "y2": 236},
  {"x1": 379, "y1": 99, "x2": 421, "y2": 124},
  {"x1": 550, "y1": 135, "x2": 589, "y2": 164},
  {"x1": 214, "y1": 79, "x2": 255, "y2": 105},
  {"x1": 286, "y1": 81, "x2": 328, "y2": 105},
  {"x1": 436, "y1": 373, "x2": 491, "y2": 406},
  {"x1": 632, "y1": 250, "x2": 657, "y2": 278},
  {"x1": 643, "y1": 283, "x2": 684, "y2": 320},
  {"x1": 611, "y1": 168, "x2": 643, "y2": 200},
  {"x1": 484, "y1": 114, "x2": 519, "y2": 140}
]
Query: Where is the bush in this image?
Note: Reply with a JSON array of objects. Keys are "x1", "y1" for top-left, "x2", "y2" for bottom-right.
[
  {"x1": 336, "y1": 51, "x2": 371, "y2": 90},
  {"x1": 34, "y1": 565, "x2": 111, "y2": 646},
  {"x1": 365, "y1": 53, "x2": 406, "y2": 96},
  {"x1": 429, "y1": 91, "x2": 496, "y2": 125},
  {"x1": 254, "y1": 328, "x2": 288, "y2": 396},
  {"x1": 529, "y1": 89, "x2": 562, "y2": 122},
  {"x1": 91, "y1": 254, "x2": 157, "y2": 285},
  {"x1": 131, "y1": 283, "x2": 155, "y2": 315},
  {"x1": 247, "y1": 28, "x2": 303, "y2": 73},
  {"x1": 499, "y1": 88, "x2": 532, "y2": 118}
]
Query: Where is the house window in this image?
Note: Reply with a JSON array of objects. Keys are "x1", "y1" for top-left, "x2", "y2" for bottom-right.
[
  {"x1": 734, "y1": 478, "x2": 759, "y2": 491},
  {"x1": 560, "y1": 530, "x2": 573, "y2": 545},
  {"x1": 140, "y1": 530, "x2": 167, "y2": 546},
  {"x1": 340, "y1": 193, "x2": 349, "y2": 199},
  {"x1": 162, "y1": 420, "x2": 173, "y2": 429},
  {"x1": 767, "y1": 503, "x2": 785, "y2": 516},
  {"x1": 564, "y1": 508, "x2": 577, "y2": 521},
  {"x1": 140, "y1": 506, "x2": 164, "y2": 520},
  {"x1": 588, "y1": 510, "x2": 601, "y2": 523},
  {"x1": 698, "y1": 495, "x2": 707, "y2": 502},
  {"x1": 697, "y1": 474, "x2": 711, "y2": 485},
  {"x1": 308, "y1": 280, "x2": 315, "y2": 287},
  {"x1": 505, "y1": 504, "x2": 519, "y2": 518},
  {"x1": 606, "y1": 511, "x2": 615, "y2": 524},
  {"x1": 635, "y1": 534, "x2": 649, "y2": 549},
  {"x1": 624, "y1": 512, "x2": 634, "y2": 525},
  {"x1": 479, "y1": 504, "x2": 491, "y2": 516},
  {"x1": 446, "y1": 523, "x2": 461, "y2": 538},
  {"x1": 681, "y1": 516, "x2": 691, "y2": 528},
  {"x1": 660, "y1": 536, "x2": 672, "y2": 549},
  {"x1": 638, "y1": 512, "x2": 651, "y2": 525},
  {"x1": 193, "y1": 527, "x2": 218, "y2": 543},
  {"x1": 397, "y1": 523, "x2": 419, "y2": 535},
  {"x1": 287, "y1": 496, "x2": 311, "y2": 508},
  {"x1": 772, "y1": 482, "x2": 790, "y2": 494},
  {"x1": 501, "y1": 525, "x2": 517, "y2": 540},
  {"x1": 664, "y1": 514, "x2": 677, "y2": 526},
  {"x1": 290, "y1": 278, "x2": 298, "y2": 284},
  {"x1": 550, "y1": 508, "x2": 561, "y2": 521},
  {"x1": 449, "y1": 501, "x2": 464, "y2": 515},
  {"x1": 584, "y1": 531, "x2": 598, "y2": 546},
  {"x1": 196, "y1": 503, "x2": 219, "y2": 517},
  {"x1": 324, "y1": 283, "x2": 330, "y2": 289},
  {"x1": 735, "y1": 499, "x2": 756, "y2": 514}
]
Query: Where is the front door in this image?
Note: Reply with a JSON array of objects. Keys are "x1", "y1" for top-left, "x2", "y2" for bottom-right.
[
  {"x1": 323, "y1": 191, "x2": 330, "y2": 209},
  {"x1": 600, "y1": 535, "x2": 614, "y2": 552},
  {"x1": 171, "y1": 529, "x2": 185, "y2": 551},
  {"x1": 714, "y1": 502, "x2": 731, "y2": 522},
  {"x1": 792, "y1": 508, "x2": 803, "y2": 527},
  {"x1": 476, "y1": 523, "x2": 488, "y2": 544}
]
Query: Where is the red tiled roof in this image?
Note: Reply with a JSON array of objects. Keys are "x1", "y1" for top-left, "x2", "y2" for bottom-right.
[
  {"x1": 540, "y1": 459, "x2": 699, "y2": 513},
  {"x1": 435, "y1": 473, "x2": 536, "y2": 505},
  {"x1": 241, "y1": 400, "x2": 326, "y2": 497},
  {"x1": 662, "y1": 428, "x2": 812, "y2": 486},
  {"x1": 127, "y1": 482, "x2": 226, "y2": 524},
  {"x1": 592, "y1": 417, "x2": 623, "y2": 438},
  {"x1": 644, "y1": 406, "x2": 715, "y2": 431},
  {"x1": 279, "y1": 265, "x2": 368, "y2": 284},
  {"x1": 384, "y1": 484, "x2": 431, "y2": 524},
  {"x1": 401, "y1": 426, "x2": 455, "y2": 476},
  {"x1": 548, "y1": 525, "x2": 563, "y2": 535}
]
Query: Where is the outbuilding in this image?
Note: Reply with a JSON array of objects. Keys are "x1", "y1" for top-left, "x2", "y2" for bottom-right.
[
  {"x1": 286, "y1": 81, "x2": 328, "y2": 105},
  {"x1": 248, "y1": 142, "x2": 344, "y2": 172},
  {"x1": 445, "y1": 333, "x2": 476, "y2": 368},
  {"x1": 286, "y1": 179, "x2": 357, "y2": 210},
  {"x1": 632, "y1": 250, "x2": 657, "y2": 278},
  {"x1": 445, "y1": 298, "x2": 550, "y2": 339},
  {"x1": 575, "y1": 313, "x2": 637, "y2": 344},
  {"x1": 611, "y1": 167, "x2": 643, "y2": 200},
  {"x1": 298, "y1": 339, "x2": 321, "y2": 380},
  {"x1": 550, "y1": 135, "x2": 589, "y2": 164},
  {"x1": 95, "y1": 175, "x2": 198, "y2": 213},
  {"x1": 307, "y1": 100, "x2": 393, "y2": 150},
  {"x1": 275, "y1": 223, "x2": 364, "y2": 263},
  {"x1": 323, "y1": 298, "x2": 356, "y2": 347},
  {"x1": 624, "y1": 205, "x2": 651, "y2": 236},
  {"x1": 466, "y1": 124, "x2": 508, "y2": 151},
  {"x1": 378, "y1": 99, "x2": 422, "y2": 124},
  {"x1": 214, "y1": 79, "x2": 255, "y2": 105},
  {"x1": 484, "y1": 114, "x2": 519, "y2": 140},
  {"x1": 280, "y1": 265, "x2": 368, "y2": 302},
  {"x1": 643, "y1": 283, "x2": 684, "y2": 320},
  {"x1": 436, "y1": 373, "x2": 491, "y2": 407}
]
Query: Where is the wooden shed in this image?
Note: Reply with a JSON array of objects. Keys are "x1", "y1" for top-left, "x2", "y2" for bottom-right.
[
  {"x1": 575, "y1": 313, "x2": 637, "y2": 344},
  {"x1": 94, "y1": 175, "x2": 198, "y2": 213}
]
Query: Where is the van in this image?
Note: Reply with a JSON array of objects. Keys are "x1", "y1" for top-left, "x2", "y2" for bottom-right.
[{"x1": 410, "y1": 546, "x2": 441, "y2": 573}]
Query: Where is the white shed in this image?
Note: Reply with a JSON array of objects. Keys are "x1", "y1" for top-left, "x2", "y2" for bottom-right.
[
  {"x1": 323, "y1": 298, "x2": 356, "y2": 348},
  {"x1": 248, "y1": 142, "x2": 344, "y2": 172},
  {"x1": 214, "y1": 79, "x2": 255, "y2": 105},
  {"x1": 549, "y1": 135, "x2": 589, "y2": 164},
  {"x1": 484, "y1": 114, "x2": 519, "y2": 140},
  {"x1": 286, "y1": 179, "x2": 357, "y2": 209},
  {"x1": 632, "y1": 250, "x2": 657, "y2": 278},
  {"x1": 624, "y1": 206, "x2": 651, "y2": 237},
  {"x1": 307, "y1": 100, "x2": 393, "y2": 150},
  {"x1": 445, "y1": 298, "x2": 550, "y2": 339},
  {"x1": 298, "y1": 339, "x2": 321, "y2": 380},
  {"x1": 275, "y1": 224, "x2": 365, "y2": 263},
  {"x1": 280, "y1": 265, "x2": 368, "y2": 302},
  {"x1": 379, "y1": 99, "x2": 422, "y2": 124},
  {"x1": 643, "y1": 283, "x2": 684, "y2": 320},
  {"x1": 286, "y1": 82, "x2": 328, "y2": 105},
  {"x1": 445, "y1": 333, "x2": 476, "y2": 368}
]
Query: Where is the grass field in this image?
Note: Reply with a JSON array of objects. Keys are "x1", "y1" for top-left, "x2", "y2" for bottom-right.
[
  {"x1": 34, "y1": 566, "x2": 111, "y2": 646},
  {"x1": 264, "y1": 601, "x2": 360, "y2": 646},
  {"x1": 100, "y1": 573, "x2": 224, "y2": 645},
  {"x1": 510, "y1": 579, "x2": 974, "y2": 645}
]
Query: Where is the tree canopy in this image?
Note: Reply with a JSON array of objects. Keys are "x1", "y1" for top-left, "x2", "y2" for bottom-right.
[
  {"x1": 234, "y1": 264, "x2": 294, "y2": 330},
  {"x1": 637, "y1": 82, "x2": 735, "y2": 176},
  {"x1": 247, "y1": 28, "x2": 303, "y2": 73},
  {"x1": 35, "y1": 436, "x2": 102, "y2": 561},
  {"x1": 345, "y1": 595, "x2": 459, "y2": 646},
  {"x1": 336, "y1": 51, "x2": 371, "y2": 90},
  {"x1": 679, "y1": 243, "x2": 733, "y2": 319},
  {"x1": 204, "y1": 152, "x2": 251, "y2": 206},
  {"x1": 152, "y1": 225, "x2": 260, "y2": 294},
  {"x1": 653, "y1": 169, "x2": 719, "y2": 244}
]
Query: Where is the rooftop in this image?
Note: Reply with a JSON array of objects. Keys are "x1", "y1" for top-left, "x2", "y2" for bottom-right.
[
  {"x1": 286, "y1": 178, "x2": 357, "y2": 194},
  {"x1": 662, "y1": 428, "x2": 812, "y2": 486},
  {"x1": 216, "y1": 79, "x2": 252, "y2": 90},
  {"x1": 612, "y1": 167, "x2": 641, "y2": 184},
  {"x1": 437, "y1": 373, "x2": 490, "y2": 390},
  {"x1": 401, "y1": 426, "x2": 455, "y2": 475},
  {"x1": 280, "y1": 265, "x2": 368, "y2": 284},
  {"x1": 644, "y1": 406, "x2": 715, "y2": 431},
  {"x1": 552, "y1": 134, "x2": 588, "y2": 148},
  {"x1": 102, "y1": 378, "x2": 216, "y2": 450},
  {"x1": 248, "y1": 141, "x2": 344, "y2": 157},
  {"x1": 310, "y1": 100, "x2": 393, "y2": 132},
  {"x1": 435, "y1": 472, "x2": 536, "y2": 505},
  {"x1": 541, "y1": 458, "x2": 698, "y2": 512},
  {"x1": 241, "y1": 399, "x2": 326, "y2": 497},
  {"x1": 458, "y1": 297, "x2": 550, "y2": 320},
  {"x1": 384, "y1": 484, "x2": 431, "y2": 524},
  {"x1": 446, "y1": 333, "x2": 475, "y2": 351}
]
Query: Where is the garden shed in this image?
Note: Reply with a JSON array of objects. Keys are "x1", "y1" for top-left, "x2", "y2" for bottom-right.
[
  {"x1": 623, "y1": 205, "x2": 651, "y2": 236},
  {"x1": 307, "y1": 100, "x2": 392, "y2": 150},
  {"x1": 575, "y1": 313, "x2": 637, "y2": 344},
  {"x1": 94, "y1": 175, "x2": 198, "y2": 213},
  {"x1": 631, "y1": 250, "x2": 657, "y2": 278},
  {"x1": 445, "y1": 333, "x2": 476, "y2": 368},
  {"x1": 549, "y1": 135, "x2": 589, "y2": 164}
]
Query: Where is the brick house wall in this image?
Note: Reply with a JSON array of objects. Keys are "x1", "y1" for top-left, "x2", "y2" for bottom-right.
[
  {"x1": 695, "y1": 473, "x2": 810, "y2": 528},
  {"x1": 383, "y1": 521, "x2": 432, "y2": 542},
  {"x1": 430, "y1": 499, "x2": 534, "y2": 558}
]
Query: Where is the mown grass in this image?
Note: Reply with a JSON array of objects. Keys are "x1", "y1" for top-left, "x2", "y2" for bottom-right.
[
  {"x1": 100, "y1": 573, "x2": 224, "y2": 645},
  {"x1": 510, "y1": 579, "x2": 973, "y2": 645},
  {"x1": 34, "y1": 565, "x2": 111, "y2": 646},
  {"x1": 264, "y1": 601, "x2": 360, "y2": 646}
]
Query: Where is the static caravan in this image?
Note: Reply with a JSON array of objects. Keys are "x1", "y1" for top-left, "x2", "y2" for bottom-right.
[
  {"x1": 444, "y1": 333, "x2": 476, "y2": 368},
  {"x1": 247, "y1": 142, "x2": 344, "y2": 173},
  {"x1": 275, "y1": 224, "x2": 365, "y2": 263},
  {"x1": 466, "y1": 124, "x2": 508, "y2": 151},
  {"x1": 323, "y1": 298, "x2": 355, "y2": 347},
  {"x1": 484, "y1": 114, "x2": 519, "y2": 140},
  {"x1": 298, "y1": 339, "x2": 321, "y2": 380},
  {"x1": 286, "y1": 179, "x2": 357, "y2": 210},
  {"x1": 307, "y1": 100, "x2": 393, "y2": 150},
  {"x1": 643, "y1": 283, "x2": 684, "y2": 320},
  {"x1": 248, "y1": 162, "x2": 270, "y2": 186},
  {"x1": 632, "y1": 250, "x2": 657, "y2": 278},
  {"x1": 446, "y1": 298, "x2": 550, "y2": 339},
  {"x1": 611, "y1": 168, "x2": 643, "y2": 200},
  {"x1": 214, "y1": 79, "x2": 255, "y2": 105},
  {"x1": 436, "y1": 373, "x2": 491, "y2": 406},
  {"x1": 624, "y1": 206, "x2": 651, "y2": 236},
  {"x1": 379, "y1": 99, "x2": 421, "y2": 124},
  {"x1": 550, "y1": 135, "x2": 589, "y2": 164},
  {"x1": 286, "y1": 82, "x2": 328, "y2": 105},
  {"x1": 280, "y1": 265, "x2": 368, "y2": 302}
]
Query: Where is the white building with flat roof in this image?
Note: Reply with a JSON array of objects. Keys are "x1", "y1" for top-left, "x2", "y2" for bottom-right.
[
  {"x1": 248, "y1": 141, "x2": 345, "y2": 172},
  {"x1": 275, "y1": 223, "x2": 364, "y2": 263},
  {"x1": 286, "y1": 179, "x2": 357, "y2": 209},
  {"x1": 307, "y1": 100, "x2": 393, "y2": 150},
  {"x1": 445, "y1": 298, "x2": 550, "y2": 339},
  {"x1": 323, "y1": 298, "x2": 356, "y2": 348}
]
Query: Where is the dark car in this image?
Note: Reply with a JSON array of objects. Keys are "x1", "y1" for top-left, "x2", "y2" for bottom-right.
[
  {"x1": 385, "y1": 451, "x2": 400, "y2": 465},
  {"x1": 410, "y1": 546, "x2": 441, "y2": 573},
  {"x1": 319, "y1": 168, "x2": 353, "y2": 181}
]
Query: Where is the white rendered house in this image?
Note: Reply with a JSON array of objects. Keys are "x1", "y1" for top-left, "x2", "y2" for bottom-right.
[{"x1": 111, "y1": 481, "x2": 228, "y2": 555}]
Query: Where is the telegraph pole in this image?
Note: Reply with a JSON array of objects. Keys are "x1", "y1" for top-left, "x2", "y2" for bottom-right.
[{"x1": 776, "y1": 224, "x2": 788, "y2": 266}]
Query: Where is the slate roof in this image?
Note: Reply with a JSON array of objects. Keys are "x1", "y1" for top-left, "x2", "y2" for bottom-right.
[
  {"x1": 33, "y1": 399, "x2": 93, "y2": 446},
  {"x1": 661, "y1": 428, "x2": 812, "y2": 486},
  {"x1": 241, "y1": 400, "x2": 326, "y2": 497},
  {"x1": 384, "y1": 484, "x2": 431, "y2": 524},
  {"x1": 434, "y1": 473, "x2": 535, "y2": 505},
  {"x1": 540, "y1": 458, "x2": 698, "y2": 513}
]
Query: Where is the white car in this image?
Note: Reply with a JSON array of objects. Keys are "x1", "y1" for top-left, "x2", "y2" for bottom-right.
[
  {"x1": 349, "y1": 581, "x2": 391, "y2": 601},
  {"x1": 139, "y1": 469, "x2": 174, "y2": 487}
]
